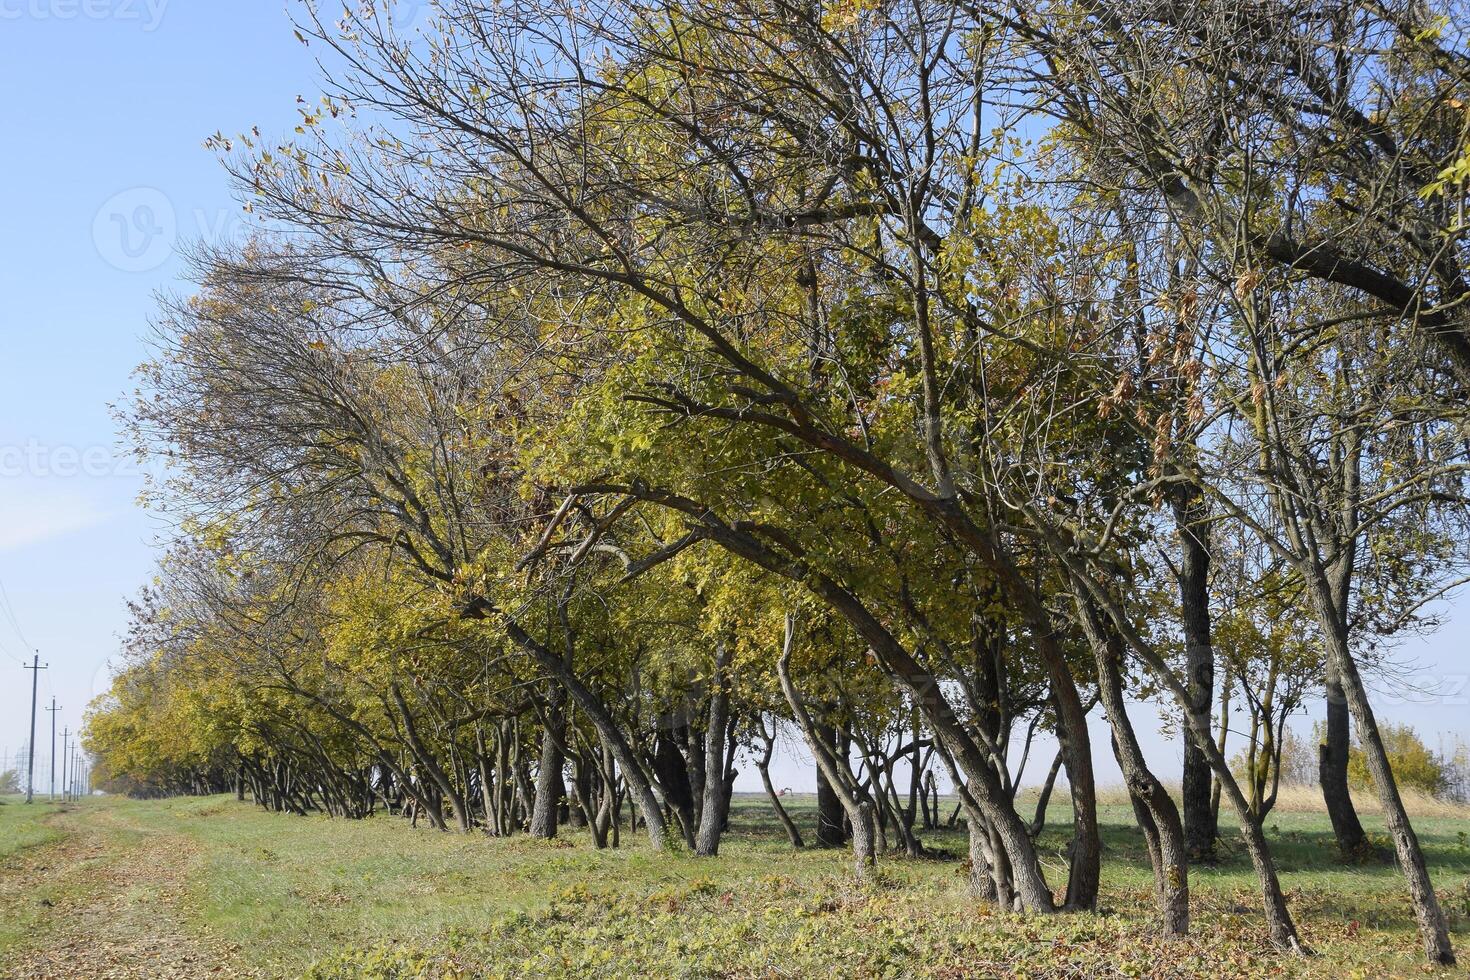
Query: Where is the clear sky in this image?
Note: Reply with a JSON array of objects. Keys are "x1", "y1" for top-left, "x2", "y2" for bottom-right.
[
  {"x1": 0, "y1": 2, "x2": 1464, "y2": 796},
  {"x1": 0, "y1": 2, "x2": 326, "y2": 780}
]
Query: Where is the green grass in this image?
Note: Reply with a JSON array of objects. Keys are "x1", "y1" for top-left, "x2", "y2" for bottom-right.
[
  {"x1": 0, "y1": 796, "x2": 65, "y2": 860},
  {"x1": 3, "y1": 793, "x2": 1470, "y2": 977}
]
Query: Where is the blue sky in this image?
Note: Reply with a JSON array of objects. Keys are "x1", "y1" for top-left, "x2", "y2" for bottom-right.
[
  {"x1": 0, "y1": 2, "x2": 325, "y2": 779},
  {"x1": 0, "y1": 2, "x2": 1465, "y2": 795}
]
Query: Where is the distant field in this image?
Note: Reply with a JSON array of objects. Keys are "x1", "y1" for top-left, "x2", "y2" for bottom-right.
[{"x1": 0, "y1": 792, "x2": 1468, "y2": 978}]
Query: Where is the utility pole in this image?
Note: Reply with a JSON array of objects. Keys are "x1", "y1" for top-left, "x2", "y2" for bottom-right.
[
  {"x1": 61, "y1": 728, "x2": 70, "y2": 804},
  {"x1": 45, "y1": 698, "x2": 60, "y2": 801},
  {"x1": 23, "y1": 654, "x2": 46, "y2": 804}
]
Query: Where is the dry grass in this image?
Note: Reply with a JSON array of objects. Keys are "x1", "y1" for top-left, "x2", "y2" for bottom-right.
[
  {"x1": 1267, "y1": 783, "x2": 1470, "y2": 818},
  {"x1": 1041, "y1": 782, "x2": 1470, "y2": 819}
]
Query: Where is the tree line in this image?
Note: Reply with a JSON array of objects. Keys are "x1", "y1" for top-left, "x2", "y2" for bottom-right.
[{"x1": 82, "y1": 0, "x2": 1470, "y2": 966}]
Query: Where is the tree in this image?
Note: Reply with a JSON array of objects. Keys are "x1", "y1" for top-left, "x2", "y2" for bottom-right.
[{"x1": 81, "y1": 0, "x2": 1470, "y2": 963}]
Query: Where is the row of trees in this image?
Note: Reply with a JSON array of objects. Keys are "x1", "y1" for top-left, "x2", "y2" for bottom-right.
[{"x1": 85, "y1": 0, "x2": 1470, "y2": 965}]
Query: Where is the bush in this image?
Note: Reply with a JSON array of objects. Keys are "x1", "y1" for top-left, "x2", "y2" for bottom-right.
[{"x1": 1347, "y1": 724, "x2": 1448, "y2": 797}]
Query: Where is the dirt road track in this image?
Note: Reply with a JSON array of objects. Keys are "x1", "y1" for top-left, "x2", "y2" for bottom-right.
[{"x1": 0, "y1": 808, "x2": 249, "y2": 979}]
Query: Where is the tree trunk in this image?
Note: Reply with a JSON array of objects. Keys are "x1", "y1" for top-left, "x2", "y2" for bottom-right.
[
  {"x1": 684, "y1": 723, "x2": 707, "y2": 837},
  {"x1": 760, "y1": 769, "x2": 803, "y2": 849},
  {"x1": 777, "y1": 633, "x2": 876, "y2": 883},
  {"x1": 703, "y1": 542, "x2": 1056, "y2": 911},
  {"x1": 1319, "y1": 659, "x2": 1370, "y2": 859},
  {"x1": 934, "y1": 743, "x2": 1009, "y2": 907},
  {"x1": 814, "y1": 722, "x2": 847, "y2": 848},
  {"x1": 529, "y1": 687, "x2": 566, "y2": 839},
  {"x1": 1210, "y1": 664, "x2": 1232, "y2": 829},
  {"x1": 1174, "y1": 488, "x2": 1217, "y2": 863},
  {"x1": 1320, "y1": 624, "x2": 1456, "y2": 966},
  {"x1": 1066, "y1": 561, "x2": 1307, "y2": 952},
  {"x1": 654, "y1": 731, "x2": 698, "y2": 847},
  {"x1": 696, "y1": 645, "x2": 731, "y2": 856},
  {"x1": 513, "y1": 731, "x2": 535, "y2": 831},
  {"x1": 501, "y1": 616, "x2": 672, "y2": 850},
  {"x1": 568, "y1": 751, "x2": 591, "y2": 829},
  {"x1": 390, "y1": 686, "x2": 469, "y2": 833},
  {"x1": 595, "y1": 742, "x2": 618, "y2": 849},
  {"x1": 1079, "y1": 595, "x2": 1189, "y2": 937},
  {"x1": 1028, "y1": 750, "x2": 1064, "y2": 837},
  {"x1": 966, "y1": 807, "x2": 999, "y2": 902},
  {"x1": 850, "y1": 800, "x2": 877, "y2": 880},
  {"x1": 475, "y1": 726, "x2": 495, "y2": 833},
  {"x1": 1049, "y1": 682, "x2": 1101, "y2": 912}
]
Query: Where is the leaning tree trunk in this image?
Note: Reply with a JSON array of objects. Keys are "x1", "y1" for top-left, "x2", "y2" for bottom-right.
[
  {"x1": 703, "y1": 536, "x2": 1056, "y2": 911},
  {"x1": 758, "y1": 750, "x2": 804, "y2": 848},
  {"x1": 1064, "y1": 560, "x2": 1308, "y2": 953},
  {"x1": 828, "y1": 603, "x2": 1058, "y2": 911},
  {"x1": 1319, "y1": 659, "x2": 1371, "y2": 859},
  {"x1": 500, "y1": 616, "x2": 673, "y2": 850},
  {"x1": 777, "y1": 633, "x2": 876, "y2": 882},
  {"x1": 1027, "y1": 749, "x2": 1064, "y2": 838},
  {"x1": 933, "y1": 502, "x2": 1101, "y2": 911},
  {"x1": 390, "y1": 686, "x2": 469, "y2": 833},
  {"x1": 931, "y1": 739, "x2": 1012, "y2": 908},
  {"x1": 1210, "y1": 735, "x2": 1305, "y2": 951},
  {"x1": 1318, "y1": 617, "x2": 1456, "y2": 966},
  {"x1": 1079, "y1": 595, "x2": 1189, "y2": 937}
]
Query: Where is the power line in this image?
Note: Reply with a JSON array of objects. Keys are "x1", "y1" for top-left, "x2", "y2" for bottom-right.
[
  {"x1": 0, "y1": 624, "x2": 26, "y2": 667},
  {"x1": 0, "y1": 578, "x2": 32, "y2": 650}
]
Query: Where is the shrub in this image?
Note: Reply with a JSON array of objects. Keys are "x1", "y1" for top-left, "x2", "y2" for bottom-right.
[
  {"x1": 1347, "y1": 724, "x2": 1447, "y2": 797},
  {"x1": 0, "y1": 769, "x2": 19, "y2": 795}
]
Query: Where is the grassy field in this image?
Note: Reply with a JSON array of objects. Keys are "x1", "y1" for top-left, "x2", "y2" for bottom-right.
[
  {"x1": 0, "y1": 792, "x2": 1468, "y2": 978},
  {"x1": 0, "y1": 798, "x2": 65, "y2": 862}
]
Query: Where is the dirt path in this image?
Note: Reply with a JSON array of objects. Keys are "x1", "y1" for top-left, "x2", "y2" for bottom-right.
[{"x1": 0, "y1": 807, "x2": 248, "y2": 979}]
